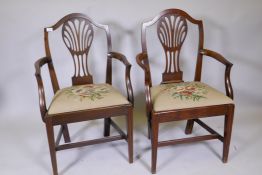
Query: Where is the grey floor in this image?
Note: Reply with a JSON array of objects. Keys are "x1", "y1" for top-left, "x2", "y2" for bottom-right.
[{"x1": 1, "y1": 106, "x2": 261, "y2": 175}]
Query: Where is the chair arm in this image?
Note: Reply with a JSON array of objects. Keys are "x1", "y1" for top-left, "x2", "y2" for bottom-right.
[
  {"x1": 107, "y1": 52, "x2": 134, "y2": 106},
  {"x1": 34, "y1": 57, "x2": 50, "y2": 121},
  {"x1": 144, "y1": 82, "x2": 153, "y2": 116},
  {"x1": 200, "y1": 49, "x2": 233, "y2": 66},
  {"x1": 200, "y1": 49, "x2": 234, "y2": 99},
  {"x1": 136, "y1": 52, "x2": 153, "y2": 115},
  {"x1": 108, "y1": 52, "x2": 131, "y2": 67},
  {"x1": 136, "y1": 52, "x2": 150, "y2": 73},
  {"x1": 35, "y1": 57, "x2": 51, "y2": 76}
]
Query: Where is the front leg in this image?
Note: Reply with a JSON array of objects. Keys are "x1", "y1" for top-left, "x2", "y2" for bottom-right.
[
  {"x1": 148, "y1": 117, "x2": 152, "y2": 139},
  {"x1": 127, "y1": 109, "x2": 133, "y2": 163},
  {"x1": 222, "y1": 105, "x2": 234, "y2": 163},
  {"x1": 46, "y1": 118, "x2": 58, "y2": 175}
]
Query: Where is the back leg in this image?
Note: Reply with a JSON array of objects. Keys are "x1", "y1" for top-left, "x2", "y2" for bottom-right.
[
  {"x1": 104, "y1": 118, "x2": 111, "y2": 137},
  {"x1": 62, "y1": 124, "x2": 71, "y2": 143},
  {"x1": 185, "y1": 119, "x2": 194, "y2": 134}
]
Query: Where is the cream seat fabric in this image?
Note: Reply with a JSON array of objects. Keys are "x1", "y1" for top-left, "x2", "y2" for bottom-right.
[
  {"x1": 151, "y1": 81, "x2": 233, "y2": 112},
  {"x1": 48, "y1": 83, "x2": 129, "y2": 115}
]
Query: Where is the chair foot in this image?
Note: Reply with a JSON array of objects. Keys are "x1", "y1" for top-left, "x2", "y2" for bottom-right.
[
  {"x1": 127, "y1": 110, "x2": 133, "y2": 163},
  {"x1": 62, "y1": 124, "x2": 71, "y2": 143},
  {"x1": 222, "y1": 105, "x2": 234, "y2": 163},
  {"x1": 185, "y1": 119, "x2": 194, "y2": 135},
  {"x1": 222, "y1": 157, "x2": 228, "y2": 163},
  {"x1": 104, "y1": 118, "x2": 111, "y2": 137},
  {"x1": 46, "y1": 118, "x2": 58, "y2": 175}
]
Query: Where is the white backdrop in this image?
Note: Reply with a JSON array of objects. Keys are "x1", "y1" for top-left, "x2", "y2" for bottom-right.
[{"x1": 0, "y1": 0, "x2": 262, "y2": 174}]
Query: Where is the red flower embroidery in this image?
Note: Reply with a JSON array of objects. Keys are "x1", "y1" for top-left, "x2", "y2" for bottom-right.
[{"x1": 165, "y1": 82, "x2": 208, "y2": 101}]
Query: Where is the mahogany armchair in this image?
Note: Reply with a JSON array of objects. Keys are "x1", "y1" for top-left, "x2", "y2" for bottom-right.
[
  {"x1": 136, "y1": 9, "x2": 234, "y2": 173},
  {"x1": 35, "y1": 13, "x2": 134, "y2": 175}
]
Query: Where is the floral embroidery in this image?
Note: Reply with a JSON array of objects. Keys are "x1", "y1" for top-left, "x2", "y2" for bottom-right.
[
  {"x1": 164, "y1": 82, "x2": 208, "y2": 101},
  {"x1": 64, "y1": 84, "x2": 110, "y2": 101}
]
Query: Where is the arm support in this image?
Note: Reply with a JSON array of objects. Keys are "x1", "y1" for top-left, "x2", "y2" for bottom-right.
[
  {"x1": 35, "y1": 57, "x2": 50, "y2": 121},
  {"x1": 200, "y1": 49, "x2": 234, "y2": 99},
  {"x1": 136, "y1": 53, "x2": 153, "y2": 115},
  {"x1": 107, "y1": 52, "x2": 134, "y2": 106}
]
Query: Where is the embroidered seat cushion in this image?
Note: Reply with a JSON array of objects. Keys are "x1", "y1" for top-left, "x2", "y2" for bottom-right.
[
  {"x1": 48, "y1": 83, "x2": 130, "y2": 115},
  {"x1": 150, "y1": 82, "x2": 233, "y2": 112}
]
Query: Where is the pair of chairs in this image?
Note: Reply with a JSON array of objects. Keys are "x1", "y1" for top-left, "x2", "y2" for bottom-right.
[{"x1": 35, "y1": 9, "x2": 234, "y2": 175}]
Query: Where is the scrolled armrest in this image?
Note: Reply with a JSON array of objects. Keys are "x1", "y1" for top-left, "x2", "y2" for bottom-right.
[
  {"x1": 200, "y1": 49, "x2": 234, "y2": 99},
  {"x1": 107, "y1": 52, "x2": 134, "y2": 105},
  {"x1": 34, "y1": 57, "x2": 50, "y2": 121},
  {"x1": 200, "y1": 49, "x2": 233, "y2": 67},
  {"x1": 108, "y1": 52, "x2": 131, "y2": 67},
  {"x1": 35, "y1": 57, "x2": 50, "y2": 76},
  {"x1": 136, "y1": 52, "x2": 150, "y2": 73}
]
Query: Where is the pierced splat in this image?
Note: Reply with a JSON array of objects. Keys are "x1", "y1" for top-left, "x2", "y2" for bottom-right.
[
  {"x1": 157, "y1": 14, "x2": 188, "y2": 83},
  {"x1": 62, "y1": 18, "x2": 94, "y2": 85}
]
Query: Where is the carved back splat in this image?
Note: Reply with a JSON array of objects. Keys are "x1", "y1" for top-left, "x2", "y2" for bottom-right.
[
  {"x1": 44, "y1": 13, "x2": 112, "y2": 88},
  {"x1": 141, "y1": 9, "x2": 204, "y2": 84},
  {"x1": 157, "y1": 15, "x2": 187, "y2": 82},
  {"x1": 62, "y1": 18, "x2": 94, "y2": 85}
]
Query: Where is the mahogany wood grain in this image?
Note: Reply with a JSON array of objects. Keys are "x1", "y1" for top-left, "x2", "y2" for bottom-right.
[
  {"x1": 136, "y1": 9, "x2": 235, "y2": 174},
  {"x1": 35, "y1": 13, "x2": 133, "y2": 175}
]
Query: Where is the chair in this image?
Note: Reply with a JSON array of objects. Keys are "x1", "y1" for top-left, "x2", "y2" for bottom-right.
[
  {"x1": 136, "y1": 9, "x2": 234, "y2": 173},
  {"x1": 34, "y1": 13, "x2": 134, "y2": 175}
]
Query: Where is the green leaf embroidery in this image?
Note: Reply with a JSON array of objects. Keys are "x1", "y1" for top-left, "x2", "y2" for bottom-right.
[{"x1": 65, "y1": 85, "x2": 110, "y2": 101}]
